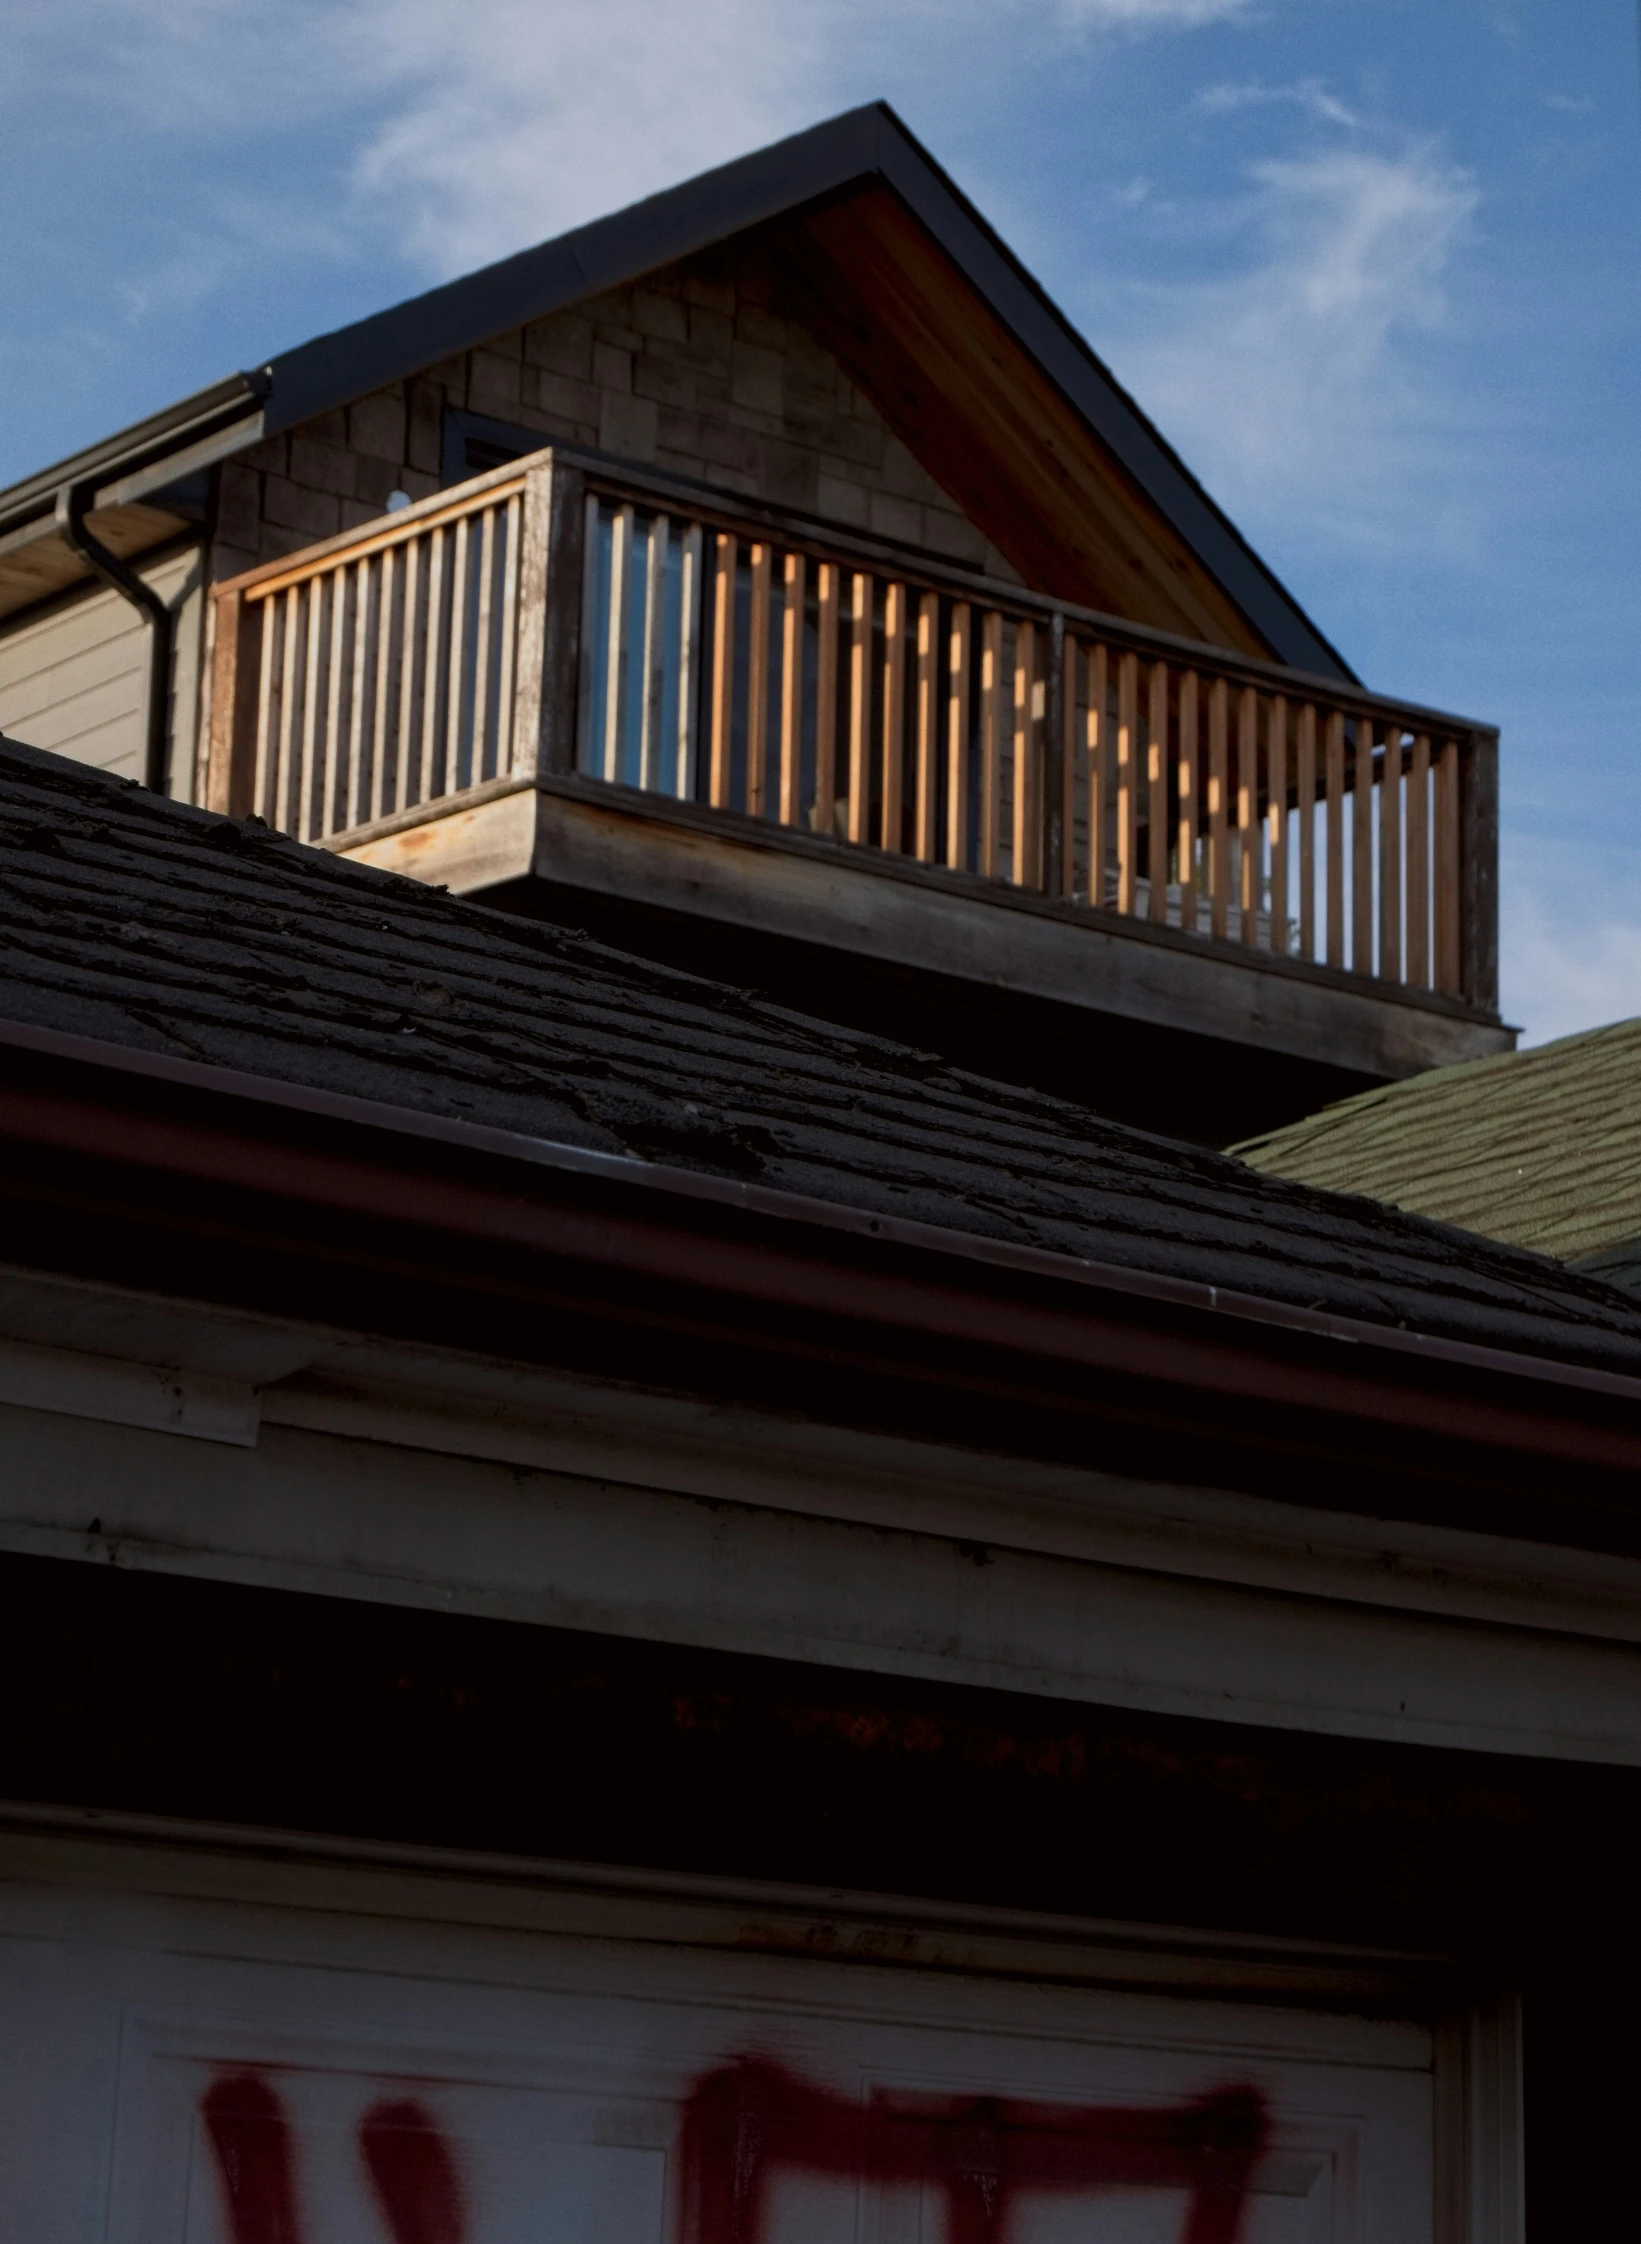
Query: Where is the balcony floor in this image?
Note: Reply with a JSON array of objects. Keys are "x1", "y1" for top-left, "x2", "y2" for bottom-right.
[{"x1": 336, "y1": 777, "x2": 1514, "y2": 1147}]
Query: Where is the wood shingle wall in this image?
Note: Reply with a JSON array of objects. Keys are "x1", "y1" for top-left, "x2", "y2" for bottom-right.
[{"x1": 212, "y1": 246, "x2": 1018, "y2": 587}]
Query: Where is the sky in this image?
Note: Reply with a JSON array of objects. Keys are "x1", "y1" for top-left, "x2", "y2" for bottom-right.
[{"x1": 2, "y1": 0, "x2": 1638, "y2": 1044}]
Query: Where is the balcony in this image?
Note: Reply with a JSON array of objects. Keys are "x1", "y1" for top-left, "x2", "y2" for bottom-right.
[{"x1": 201, "y1": 446, "x2": 1508, "y2": 1142}]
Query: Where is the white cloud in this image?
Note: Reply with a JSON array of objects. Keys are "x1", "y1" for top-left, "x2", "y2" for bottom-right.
[
  {"x1": 1056, "y1": 0, "x2": 1248, "y2": 21},
  {"x1": 1195, "y1": 76, "x2": 1361, "y2": 127},
  {"x1": 1095, "y1": 140, "x2": 1479, "y2": 554},
  {"x1": 338, "y1": 0, "x2": 823, "y2": 274}
]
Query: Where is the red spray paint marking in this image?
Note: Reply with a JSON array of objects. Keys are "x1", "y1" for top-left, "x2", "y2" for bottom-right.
[
  {"x1": 678, "y1": 2056, "x2": 1268, "y2": 2244},
  {"x1": 201, "y1": 2074, "x2": 465, "y2": 2244},
  {"x1": 202, "y1": 2073, "x2": 304, "y2": 2244},
  {"x1": 359, "y1": 2097, "x2": 466, "y2": 2244}
]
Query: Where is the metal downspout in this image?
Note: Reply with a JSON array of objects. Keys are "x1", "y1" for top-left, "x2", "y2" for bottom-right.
[{"x1": 54, "y1": 481, "x2": 175, "y2": 796}]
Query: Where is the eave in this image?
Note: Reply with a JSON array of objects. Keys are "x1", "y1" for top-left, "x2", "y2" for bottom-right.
[{"x1": 3, "y1": 1017, "x2": 1639, "y2": 1552}]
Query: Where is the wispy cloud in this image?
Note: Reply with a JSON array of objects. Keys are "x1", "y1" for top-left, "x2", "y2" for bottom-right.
[
  {"x1": 1094, "y1": 139, "x2": 1480, "y2": 555},
  {"x1": 1195, "y1": 76, "x2": 1361, "y2": 127}
]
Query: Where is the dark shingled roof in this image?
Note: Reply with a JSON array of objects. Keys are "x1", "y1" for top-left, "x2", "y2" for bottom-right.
[{"x1": 3, "y1": 734, "x2": 1641, "y2": 1377}]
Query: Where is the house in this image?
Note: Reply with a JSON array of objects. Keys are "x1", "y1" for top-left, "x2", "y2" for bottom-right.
[
  {"x1": 1236, "y1": 1014, "x2": 1641, "y2": 1292},
  {"x1": 3, "y1": 732, "x2": 1641, "y2": 2239},
  {"x1": 0, "y1": 106, "x2": 1511, "y2": 1144}
]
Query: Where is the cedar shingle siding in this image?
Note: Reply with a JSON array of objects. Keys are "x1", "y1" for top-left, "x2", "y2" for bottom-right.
[{"x1": 213, "y1": 248, "x2": 1016, "y2": 585}]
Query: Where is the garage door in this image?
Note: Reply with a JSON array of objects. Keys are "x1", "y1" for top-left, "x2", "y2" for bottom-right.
[{"x1": 0, "y1": 1833, "x2": 1505, "y2": 2244}]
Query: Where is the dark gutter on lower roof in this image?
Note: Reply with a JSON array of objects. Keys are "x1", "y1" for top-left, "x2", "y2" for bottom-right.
[{"x1": 2, "y1": 1015, "x2": 1640, "y2": 1512}]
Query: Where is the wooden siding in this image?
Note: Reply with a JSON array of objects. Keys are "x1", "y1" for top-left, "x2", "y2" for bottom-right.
[
  {"x1": 0, "y1": 543, "x2": 205, "y2": 793},
  {"x1": 212, "y1": 242, "x2": 1021, "y2": 591}
]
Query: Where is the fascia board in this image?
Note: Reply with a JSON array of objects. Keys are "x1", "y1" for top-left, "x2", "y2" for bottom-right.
[
  {"x1": 261, "y1": 106, "x2": 886, "y2": 435},
  {"x1": 871, "y1": 117, "x2": 1355, "y2": 682}
]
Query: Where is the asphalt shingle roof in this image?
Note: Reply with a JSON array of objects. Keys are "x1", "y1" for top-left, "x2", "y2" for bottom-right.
[
  {"x1": 4, "y1": 735, "x2": 1641, "y2": 1375},
  {"x1": 1235, "y1": 1018, "x2": 1641, "y2": 1289}
]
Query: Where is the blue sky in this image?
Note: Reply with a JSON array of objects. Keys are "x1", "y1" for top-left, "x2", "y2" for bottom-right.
[{"x1": 3, "y1": 0, "x2": 1637, "y2": 1043}]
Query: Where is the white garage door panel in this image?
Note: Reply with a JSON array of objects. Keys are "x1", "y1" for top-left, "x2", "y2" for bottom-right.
[{"x1": 2, "y1": 1879, "x2": 1435, "y2": 2244}]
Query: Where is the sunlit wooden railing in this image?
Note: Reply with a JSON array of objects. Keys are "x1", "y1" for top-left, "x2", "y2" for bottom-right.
[{"x1": 204, "y1": 447, "x2": 1498, "y2": 1009}]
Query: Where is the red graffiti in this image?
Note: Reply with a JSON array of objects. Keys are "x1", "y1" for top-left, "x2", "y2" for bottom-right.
[
  {"x1": 202, "y1": 2074, "x2": 466, "y2": 2244},
  {"x1": 202, "y1": 2074, "x2": 303, "y2": 2244},
  {"x1": 678, "y1": 2057, "x2": 1268, "y2": 2244},
  {"x1": 359, "y1": 2099, "x2": 466, "y2": 2244}
]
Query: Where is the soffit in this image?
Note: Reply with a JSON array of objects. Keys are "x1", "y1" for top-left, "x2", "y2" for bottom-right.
[{"x1": 784, "y1": 190, "x2": 1270, "y2": 656}]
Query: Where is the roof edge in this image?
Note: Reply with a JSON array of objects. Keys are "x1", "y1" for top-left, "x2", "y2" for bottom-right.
[{"x1": 2, "y1": 1010, "x2": 1638, "y2": 1409}]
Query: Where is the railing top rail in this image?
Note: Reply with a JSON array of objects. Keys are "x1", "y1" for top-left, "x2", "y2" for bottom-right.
[
  {"x1": 211, "y1": 438, "x2": 1497, "y2": 742},
  {"x1": 211, "y1": 453, "x2": 533, "y2": 604},
  {"x1": 572, "y1": 453, "x2": 1495, "y2": 742}
]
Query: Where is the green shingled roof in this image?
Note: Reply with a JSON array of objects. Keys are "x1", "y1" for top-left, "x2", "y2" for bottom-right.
[{"x1": 1233, "y1": 1016, "x2": 1641, "y2": 1287}]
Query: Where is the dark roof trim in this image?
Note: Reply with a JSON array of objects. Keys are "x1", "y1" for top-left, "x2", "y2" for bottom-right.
[
  {"x1": 0, "y1": 374, "x2": 267, "y2": 544},
  {"x1": 0, "y1": 106, "x2": 1348, "y2": 678},
  {"x1": 4, "y1": 1012, "x2": 1640, "y2": 1445},
  {"x1": 260, "y1": 104, "x2": 1350, "y2": 679}
]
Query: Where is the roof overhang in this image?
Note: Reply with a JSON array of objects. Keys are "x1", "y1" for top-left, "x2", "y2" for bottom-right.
[
  {"x1": 0, "y1": 107, "x2": 1350, "y2": 674},
  {"x1": 0, "y1": 374, "x2": 267, "y2": 622},
  {"x1": 3, "y1": 1015, "x2": 1638, "y2": 1549}
]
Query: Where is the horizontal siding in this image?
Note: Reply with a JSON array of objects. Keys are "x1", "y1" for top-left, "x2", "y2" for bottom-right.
[{"x1": 0, "y1": 546, "x2": 202, "y2": 789}]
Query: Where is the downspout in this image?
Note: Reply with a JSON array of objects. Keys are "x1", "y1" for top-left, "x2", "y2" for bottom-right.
[{"x1": 54, "y1": 480, "x2": 175, "y2": 796}]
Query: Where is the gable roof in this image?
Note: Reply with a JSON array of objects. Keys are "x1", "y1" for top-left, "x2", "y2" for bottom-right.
[
  {"x1": 0, "y1": 731, "x2": 1634, "y2": 1383},
  {"x1": 1235, "y1": 1017, "x2": 1641, "y2": 1290},
  {"x1": 0, "y1": 106, "x2": 1351, "y2": 675}
]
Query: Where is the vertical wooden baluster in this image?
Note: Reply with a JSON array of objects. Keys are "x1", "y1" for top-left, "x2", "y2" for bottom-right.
[
  {"x1": 325, "y1": 565, "x2": 352, "y2": 839},
  {"x1": 1059, "y1": 626, "x2": 1078, "y2": 899},
  {"x1": 881, "y1": 580, "x2": 906, "y2": 852},
  {"x1": 1407, "y1": 731, "x2": 1431, "y2": 987},
  {"x1": 1116, "y1": 650, "x2": 1139, "y2": 913},
  {"x1": 443, "y1": 513, "x2": 470, "y2": 796},
  {"x1": 369, "y1": 548, "x2": 393, "y2": 821},
  {"x1": 1380, "y1": 725, "x2": 1403, "y2": 980},
  {"x1": 1147, "y1": 659, "x2": 1169, "y2": 923},
  {"x1": 470, "y1": 508, "x2": 496, "y2": 787},
  {"x1": 1266, "y1": 695, "x2": 1288, "y2": 954},
  {"x1": 1012, "y1": 619, "x2": 1038, "y2": 887},
  {"x1": 297, "y1": 577, "x2": 326, "y2": 840},
  {"x1": 638, "y1": 514, "x2": 668, "y2": 793},
  {"x1": 780, "y1": 550, "x2": 806, "y2": 827},
  {"x1": 709, "y1": 532, "x2": 736, "y2": 810},
  {"x1": 676, "y1": 522, "x2": 702, "y2": 800},
  {"x1": 419, "y1": 524, "x2": 445, "y2": 806},
  {"x1": 746, "y1": 540, "x2": 772, "y2": 818},
  {"x1": 1435, "y1": 739, "x2": 1461, "y2": 993},
  {"x1": 979, "y1": 610, "x2": 1003, "y2": 877},
  {"x1": 1087, "y1": 642, "x2": 1109, "y2": 909},
  {"x1": 346, "y1": 559, "x2": 371, "y2": 829},
  {"x1": 946, "y1": 602, "x2": 971, "y2": 869},
  {"x1": 1354, "y1": 713, "x2": 1375, "y2": 974},
  {"x1": 813, "y1": 561, "x2": 838, "y2": 833},
  {"x1": 848, "y1": 573, "x2": 872, "y2": 845},
  {"x1": 1236, "y1": 685, "x2": 1259, "y2": 945},
  {"x1": 575, "y1": 495, "x2": 601, "y2": 771},
  {"x1": 1296, "y1": 702, "x2": 1316, "y2": 961},
  {"x1": 393, "y1": 540, "x2": 419, "y2": 815},
  {"x1": 599, "y1": 507, "x2": 630, "y2": 787},
  {"x1": 493, "y1": 492, "x2": 522, "y2": 782},
  {"x1": 1176, "y1": 669, "x2": 1198, "y2": 935},
  {"x1": 252, "y1": 590, "x2": 278, "y2": 827},
  {"x1": 915, "y1": 591, "x2": 939, "y2": 862},
  {"x1": 1208, "y1": 676, "x2": 1229, "y2": 939},
  {"x1": 322, "y1": 567, "x2": 348, "y2": 836},
  {"x1": 1325, "y1": 710, "x2": 1345, "y2": 967}
]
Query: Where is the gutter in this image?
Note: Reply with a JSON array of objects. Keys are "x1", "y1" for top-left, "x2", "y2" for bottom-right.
[
  {"x1": 1, "y1": 1016, "x2": 1640, "y2": 1473},
  {"x1": 53, "y1": 484, "x2": 173, "y2": 795}
]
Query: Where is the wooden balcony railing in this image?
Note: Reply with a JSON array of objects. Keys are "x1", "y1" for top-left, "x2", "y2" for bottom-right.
[{"x1": 204, "y1": 446, "x2": 1500, "y2": 1010}]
